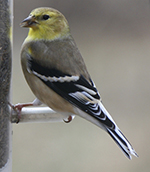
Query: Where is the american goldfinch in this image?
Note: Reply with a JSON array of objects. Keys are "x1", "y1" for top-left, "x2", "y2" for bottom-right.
[{"x1": 17, "y1": 7, "x2": 138, "y2": 159}]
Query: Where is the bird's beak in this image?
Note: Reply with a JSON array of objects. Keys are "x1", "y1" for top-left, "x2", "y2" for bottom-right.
[{"x1": 20, "y1": 15, "x2": 38, "y2": 27}]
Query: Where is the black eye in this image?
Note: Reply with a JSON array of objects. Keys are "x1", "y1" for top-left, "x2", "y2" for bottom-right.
[{"x1": 42, "y1": 15, "x2": 50, "y2": 20}]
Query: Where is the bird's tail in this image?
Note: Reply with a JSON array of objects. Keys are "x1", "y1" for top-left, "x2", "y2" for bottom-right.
[
  {"x1": 106, "y1": 125, "x2": 138, "y2": 159},
  {"x1": 99, "y1": 102, "x2": 138, "y2": 159}
]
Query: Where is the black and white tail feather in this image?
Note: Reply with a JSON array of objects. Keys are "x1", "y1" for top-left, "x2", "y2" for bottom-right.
[
  {"x1": 99, "y1": 102, "x2": 138, "y2": 159},
  {"x1": 74, "y1": 101, "x2": 138, "y2": 159},
  {"x1": 27, "y1": 56, "x2": 138, "y2": 159}
]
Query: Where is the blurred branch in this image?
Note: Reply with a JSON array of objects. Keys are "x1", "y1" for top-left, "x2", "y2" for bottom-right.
[
  {"x1": 0, "y1": 0, "x2": 12, "y2": 171},
  {"x1": 11, "y1": 107, "x2": 75, "y2": 123}
]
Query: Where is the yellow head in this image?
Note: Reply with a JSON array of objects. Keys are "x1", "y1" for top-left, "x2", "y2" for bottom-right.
[{"x1": 21, "y1": 7, "x2": 70, "y2": 41}]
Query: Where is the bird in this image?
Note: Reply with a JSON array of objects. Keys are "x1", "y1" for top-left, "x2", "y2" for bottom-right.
[{"x1": 15, "y1": 7, "x2": 138, "y2": 159}]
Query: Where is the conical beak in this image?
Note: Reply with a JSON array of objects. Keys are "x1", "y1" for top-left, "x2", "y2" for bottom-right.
[{"x1": 20, "y1": 15, "x2": 38, "y2": 27}]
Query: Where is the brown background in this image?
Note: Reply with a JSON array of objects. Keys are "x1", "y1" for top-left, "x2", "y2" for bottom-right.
[{"x1": 13, "y1": 0, "x2": 150, "y2": 171}]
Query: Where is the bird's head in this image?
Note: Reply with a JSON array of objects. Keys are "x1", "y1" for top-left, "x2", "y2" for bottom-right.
[{"x1": 21, "y1": 7, "x2": 70, "y2": 41}]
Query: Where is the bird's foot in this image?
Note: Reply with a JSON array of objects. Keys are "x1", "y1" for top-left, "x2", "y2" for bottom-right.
[
  {"x1": 8, "y1": 102, "x2": 33, "y2": 123},
  {"x1": 63, "y1": 115, "x2": 73, "y2": 123}
]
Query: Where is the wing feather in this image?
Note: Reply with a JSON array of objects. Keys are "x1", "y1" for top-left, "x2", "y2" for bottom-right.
[{"x1": 27, "y1": 56, "x2": 115, "y2": 128}]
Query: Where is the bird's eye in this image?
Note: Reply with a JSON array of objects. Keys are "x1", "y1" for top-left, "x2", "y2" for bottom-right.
[{"x1": 42, "y1": 15, "x2": 50, "y2": 20}]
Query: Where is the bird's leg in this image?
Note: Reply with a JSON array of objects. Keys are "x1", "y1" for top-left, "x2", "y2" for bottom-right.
[
  {"x1": 9, "y1": 98, "x2": 42, "y2": 123},
  {"x1": 9, "y1": 102, "x2": 32, "y2": 123},
  {"x1": 63, "y1": 115, "x2": 73, "y2": 123}
]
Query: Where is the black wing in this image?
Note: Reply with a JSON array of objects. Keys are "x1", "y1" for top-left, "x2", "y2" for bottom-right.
[{"x1": 27, "y1": 56, "x2": 113, "y2": 128}]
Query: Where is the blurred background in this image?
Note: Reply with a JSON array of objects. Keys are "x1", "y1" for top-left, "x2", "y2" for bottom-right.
[{"x1": 13, "y1": 0, "x2": 150, "y2": 172}]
